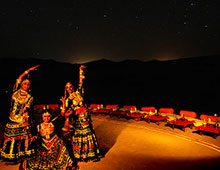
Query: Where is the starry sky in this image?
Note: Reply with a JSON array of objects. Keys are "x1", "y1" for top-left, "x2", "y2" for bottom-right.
[{"x1": 0, "y1": 0, "x2": 220, "y2": 64}]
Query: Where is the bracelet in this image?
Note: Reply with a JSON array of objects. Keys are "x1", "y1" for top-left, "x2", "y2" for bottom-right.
[
  {"x1": 61, "y1": 111, "x2": 65, "y2": 116},
  {"x1": 17, "y1": 79, "x2": 22, "y2": 83}
]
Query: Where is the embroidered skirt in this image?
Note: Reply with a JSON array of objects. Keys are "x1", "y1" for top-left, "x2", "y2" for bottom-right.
[
  {"x1": 25, "y1": 135, "x2": 73, "y2": 170},
  {"x1": 72, "y1": 115, "x2": 101, "y2": 162},
  {"x1": 0, "y1": 121, "x2": 36, "y2": 164}
]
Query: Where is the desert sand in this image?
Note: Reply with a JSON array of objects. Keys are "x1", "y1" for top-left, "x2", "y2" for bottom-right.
[{"x1": 1, "y1": 114, "x2": 220, "y2": 170}]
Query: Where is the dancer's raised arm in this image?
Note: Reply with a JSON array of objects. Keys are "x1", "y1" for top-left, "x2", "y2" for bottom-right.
[
  {"x1": 16, "y1": 65, "x2": 40, "y2": 84},
  {"x1": 0, "y1": 65, "x2": 40, "y2": 165},
  {"x1": 78, "y1": 65, "x2": 86, "y2": 94}
]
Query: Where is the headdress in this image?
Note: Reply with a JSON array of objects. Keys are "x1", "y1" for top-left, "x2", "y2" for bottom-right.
[
  {"x1": 21, "y1": 79, "x2": 31, "y2": 85},
  {"x1": 64, "y1": 82, "x2": 74, "y2": 98},
  {"x1": 65, "y1": 82, "x2": 73, "y2": 89},
  {"x1": 43, "y1": 111, "x2": 51, "y2": 117}
]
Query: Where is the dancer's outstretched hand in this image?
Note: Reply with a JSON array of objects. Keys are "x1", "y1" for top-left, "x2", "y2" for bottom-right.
[
  {"x1": 80, "y1": 65, "x2": 86, "y2": 70},
  {"x1": 27, "y1": 65, "x2": 40, "y2": 72},
  {"x1": 17, "y1": 65, "x2": 40, "y2": 84},
  {"x1": 60, "y1": 96, "x2": 65, "y2": 104}
]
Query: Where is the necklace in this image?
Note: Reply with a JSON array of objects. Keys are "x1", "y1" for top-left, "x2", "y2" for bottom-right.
[
  {"x1": 41, "y1": 122, "x2": 53, "y2": 135},
  {"x1": 19, "y1": 89, "x2": 28, "y2": 96},
  {"x1": 42, "y1": 122, "x2": 51, "y2": 127}
]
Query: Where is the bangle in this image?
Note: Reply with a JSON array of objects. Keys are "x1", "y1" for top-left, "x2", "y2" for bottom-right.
[
  {"x1": 25, "y1": 71, "x2": 28, "y2": 74},
  {"x1": 17, "y1": 79, "x2": 22, "y2": 84},
  {"x1": 61, "y1": 110, "x2": 65, "y2": 116}
]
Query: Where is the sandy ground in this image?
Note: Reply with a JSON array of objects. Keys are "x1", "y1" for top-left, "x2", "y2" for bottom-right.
[{"x1": 1, "y1": 114, "x2": 220, "y2": 170}]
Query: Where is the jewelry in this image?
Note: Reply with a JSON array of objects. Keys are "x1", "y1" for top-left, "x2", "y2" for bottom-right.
[
  {"x1": 43, "y1": 112, "x2": 51, "y2": 117},
  {"x1": 19, "y1": 89, "x2": 28, "y2": 96}
]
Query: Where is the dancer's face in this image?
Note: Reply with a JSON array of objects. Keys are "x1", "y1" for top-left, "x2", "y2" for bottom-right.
[
  {"x1": 43, "y1": 114, "x2": 51, "y2": 123},
  {"x1": 21, "y1": 80, "x2": 31, "y2": 91},
  {"x1": 65, "y1": 83, "x2": 74, "y2": 94}
]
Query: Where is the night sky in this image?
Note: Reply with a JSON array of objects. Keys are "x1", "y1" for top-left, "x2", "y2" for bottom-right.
[{"x1": 0, "y1": 0, "x2": 220, "y2": 64}]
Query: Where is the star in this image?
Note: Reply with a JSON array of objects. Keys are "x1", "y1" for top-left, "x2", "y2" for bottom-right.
[
  {"x1": 75, "y1": 26, "x2": 80, "y2": 30},
  {"x1": 33, "y1": 52, "x2": 40, "y2": 56}
]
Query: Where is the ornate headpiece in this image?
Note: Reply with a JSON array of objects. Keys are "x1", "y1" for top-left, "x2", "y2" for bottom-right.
[
  {"x1": 21, "y1": 79, "x2": 31, "y2": 85},
  {"x1": 43, "y1": 111, "x2": 51, "y2": 117},
  {"x1": 64, "y1": 82, "x2": 74, "y2": 98},
  {"x1": 65, "y1": 82, "x2": 73, "y2": 89}
]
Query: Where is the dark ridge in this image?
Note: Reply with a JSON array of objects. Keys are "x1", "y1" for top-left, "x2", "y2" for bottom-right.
[
  {"x1": 1, "y1": 55, "x2": 220, "y2": 123},
  {"x1": 85, "y1": 58, "x2": 116, "y2": 65},
  {"x1": 119, "y1": 59, "x2": 144, "y2": 64}
]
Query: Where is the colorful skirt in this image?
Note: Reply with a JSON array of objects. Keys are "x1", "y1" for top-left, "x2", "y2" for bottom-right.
[
  {"x1": 72, "y1": 115, "x2": 101, "y2": 162},
  {"x1": 0, "y1": 121, "x2": 36, "y2": 164},
  {"x1": 24, "y1": 135, "x2": 73, "y2": 170}
]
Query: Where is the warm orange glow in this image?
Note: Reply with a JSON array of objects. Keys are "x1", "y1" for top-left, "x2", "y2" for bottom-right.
[{"x1": 152, "y1": 52, "x2": 185, "y2": 61}]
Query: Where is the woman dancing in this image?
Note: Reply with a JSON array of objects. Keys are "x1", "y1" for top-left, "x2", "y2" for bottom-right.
[
  {"x1": 0, "y1": 65, "x2": 39, "y2": 165},
  {"x1": 22, "y1": 111, "x2": 76, "y2": 170},
  {"x1": 60, "y1": 65, "x2": 101, "y2": 162}
]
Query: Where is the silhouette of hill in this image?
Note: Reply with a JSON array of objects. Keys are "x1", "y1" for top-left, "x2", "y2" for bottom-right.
[
  {"x1": 86, "y1": 58, "x2": 116, "y2": 65},
  {"x1": 0, "y1": 55, "x2": 220, "y2": 122}
]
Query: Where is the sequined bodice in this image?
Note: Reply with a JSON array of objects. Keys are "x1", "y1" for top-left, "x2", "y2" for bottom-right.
[
  {"x1": 39, "y1": 122, "x2": 55, "y2": 139},
  {"x1": 65, "y1": 91, "x2": 83, "y2": 111},
  {"x1": 9, "y1": 89, "x2": 33, "y2": 123}
]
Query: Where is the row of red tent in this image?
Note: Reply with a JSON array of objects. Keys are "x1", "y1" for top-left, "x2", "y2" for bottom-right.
[
  {"x1": 89, "y1": 104, "x2": 220, "y2": 122},
  {"x1": 33, "y1": 103, "x2": 220, "y2": 138},
  {"x1": 34, "y1": 104, "x2": 220, "y2": 123}
]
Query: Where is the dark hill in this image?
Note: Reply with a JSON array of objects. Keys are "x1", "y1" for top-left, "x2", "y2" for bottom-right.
[{"x1": 0, "y1": 56, "x2": 220, "y2": 122}]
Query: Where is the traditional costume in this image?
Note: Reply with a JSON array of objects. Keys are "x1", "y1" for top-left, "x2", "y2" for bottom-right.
[
  {"x1": 0, "y1": 66, "x2": 39, "y2": 165},
  {"x1": 61, "y1": 65, "x2": 101, "y2": 162},
  {"x1": 23, "y1": 112, "x2": 74, "y2": 170}
]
